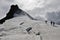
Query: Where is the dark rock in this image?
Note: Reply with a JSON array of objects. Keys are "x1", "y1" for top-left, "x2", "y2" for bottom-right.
[
  {"x1": 36, "y1": 32, "x2": 40, "y2": 35},
  {"x1": 0, "y1": 5, "x2": 22, "y2": 24},
  {"x1": 20, "y1": 22, "x2": 24, "y2": 25},
  {"x1": 26, "y1": 27, "x2": 32, "y2": 34}
]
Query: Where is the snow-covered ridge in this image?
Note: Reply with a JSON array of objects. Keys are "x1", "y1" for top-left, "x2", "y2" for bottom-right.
[
  {"x1": 0, "y1": 16, "x2": 60, "y2": 40},
  {"x1": 0, "y1": 5, "x2": 60, "y2": 40}
]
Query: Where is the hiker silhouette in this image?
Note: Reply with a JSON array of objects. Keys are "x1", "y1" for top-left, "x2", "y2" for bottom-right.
[
  {"x1": 50, "y1": 21, "x2": 53, "y2": 25},
  {"x1": 45, "y1": 20, "x2": 48, "y2": 24},
  {"x1": 50, "y1": 21, "x2": 55, "y2": 26},
  {"x1": 53, "y1": 22, "x2": 55, "y2": 26}
]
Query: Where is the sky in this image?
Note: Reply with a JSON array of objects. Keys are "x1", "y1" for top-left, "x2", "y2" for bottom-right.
[{"x1": 0, "y1": 0, "x2": 60, "y2": 23}]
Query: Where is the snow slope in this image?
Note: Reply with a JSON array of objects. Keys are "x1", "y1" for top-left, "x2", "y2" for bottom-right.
[{"x1": 0, "y1": 16, "x2": 60, "y2": 40}]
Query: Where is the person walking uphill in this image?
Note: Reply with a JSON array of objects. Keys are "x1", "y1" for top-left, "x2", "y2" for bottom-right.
[
  {"x1": 50, "y1": 21, "x2": 53, "y2": 25},
  {"x1": 45, "y1": 20, "x2": 48, "y2": 24},
  {"x1": 50, "y1": 21, "x2": 55, "y2": 26},
  {"x1": 52, "y1": 22, "x2": 55, "y2": 26}
]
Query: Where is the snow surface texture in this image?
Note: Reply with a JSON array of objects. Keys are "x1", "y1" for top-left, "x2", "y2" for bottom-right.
[{"x1": 0, "y1": 15, "x2": 60, "y2": 40}]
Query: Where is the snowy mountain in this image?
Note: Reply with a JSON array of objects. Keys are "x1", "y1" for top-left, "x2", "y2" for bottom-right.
[
  {"x1": 0, "y1": 5, "x2": 60, "y2": 40},
  {"x1": 0, "y1": 5, "x2": 37, "y2": 24}
]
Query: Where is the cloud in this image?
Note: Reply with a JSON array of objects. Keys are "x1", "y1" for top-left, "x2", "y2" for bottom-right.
[
  {"x1": 15, "y1": 0, "x2": 46, "y2": 10},
  {"x1": 25, "y1": 0, "x2": 60, "y2": 23},
  {"x1": 45, "y1": 0, "x2": 60, "y2": 21},
  {"x1": 0, "y1": 0, "x2": 47, "y2": 19},
  {"x1": 46, "y1": 11, "x2": 60, "y2": 24},
  {"x1": 0, "y1": 0, "x2": 60, "y2": 24},
  {"x1": 0, "y1": 0, "x2": 15, "y2": 19}
]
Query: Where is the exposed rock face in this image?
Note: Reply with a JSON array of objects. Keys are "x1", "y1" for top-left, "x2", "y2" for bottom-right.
[
  {"x1": 0, "y1": 5, "x2": 22, "y2": 24},
  {"x1": 26, "y1": 27, "x2": 32, "y2": 34},
  {"x1": 0, "y1": 4, "x2": 36, "y2": 24}
]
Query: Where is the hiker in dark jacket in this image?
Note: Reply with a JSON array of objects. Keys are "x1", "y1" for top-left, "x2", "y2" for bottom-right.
[
  {"x1": 45, "y1": 20, "x2": 48, "y2": 24},
  {"x1": 51, "y1": 21, "x2": 53, "y2": 25},
  {"x1": 53, "y1": 22, "x2": 55, "y2": 26}
]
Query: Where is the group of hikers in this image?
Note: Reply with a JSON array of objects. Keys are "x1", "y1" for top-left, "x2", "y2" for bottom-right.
[{"x1": 45, "y1": 20, "x2": 55, "y2": 26}]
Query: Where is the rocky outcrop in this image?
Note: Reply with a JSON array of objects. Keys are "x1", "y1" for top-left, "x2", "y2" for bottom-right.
[
  {"x1": 0, "y1": 5, "x2": 22, "y2": 24},
  {"x1": 0, "y1": 4, "x2": 37, "y2": 24}
]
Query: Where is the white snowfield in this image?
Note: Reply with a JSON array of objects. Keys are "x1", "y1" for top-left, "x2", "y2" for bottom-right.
[{"x1": 0, "y1": 16, "x2": 60, "y2": 40}]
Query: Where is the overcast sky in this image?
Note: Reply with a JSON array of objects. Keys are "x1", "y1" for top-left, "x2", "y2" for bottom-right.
[{"x1": 0, "y1": 0, "x2": 60, "y2": 22}]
